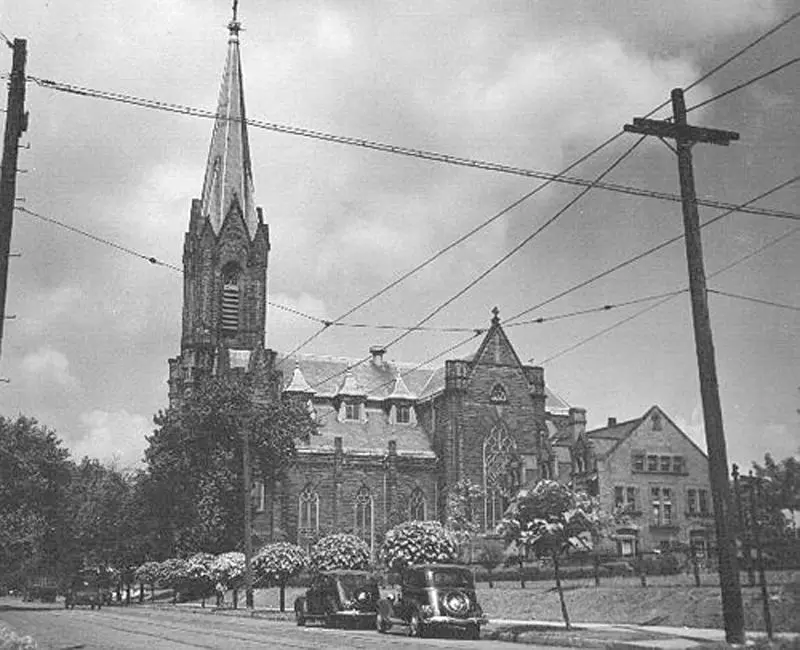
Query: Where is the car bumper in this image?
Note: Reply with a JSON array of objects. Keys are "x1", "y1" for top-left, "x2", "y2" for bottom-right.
[
  {"x1": 334, "y1": 610, "x2": 377, "y2": 619},
  {"x1": 425, "y1": 615, "x2": 488, "y2": 627}
]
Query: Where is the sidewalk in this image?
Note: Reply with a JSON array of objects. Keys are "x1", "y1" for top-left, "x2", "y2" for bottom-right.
[
  {"x1": 155, "y1": 601, "x2": 798, "y2": 648},
  {"x1": 485, "y1": 618, "x2": 798, "y2": 649}
]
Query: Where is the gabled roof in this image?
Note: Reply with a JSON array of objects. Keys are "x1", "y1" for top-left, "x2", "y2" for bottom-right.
[
  {"x1": 585, "y1": 406, "x2": 708, "y2": 460},
  {"x1": 285, "y1": 362, "x2": 314, "y2": 394},
  {"x1": 336, "y1": 369, "x2": 366, "y2": 397},
  {"x1": 387, "y1": 373, "x2": 415, "y2": 400},
  {"x1": 199, "y1": 18, "x2": 260, "y2": 239}
]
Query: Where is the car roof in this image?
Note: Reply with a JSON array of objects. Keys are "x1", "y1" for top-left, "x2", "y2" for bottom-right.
[{"x1": 405, "y1": 564, "x2": 471, "y2": 571}]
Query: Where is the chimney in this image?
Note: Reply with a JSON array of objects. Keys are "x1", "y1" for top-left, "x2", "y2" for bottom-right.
[
  {"x1": 607, "y1": 417, "x2": 617, "y2": 427},
  {"x1": 370, "y1": 345, "x2": 386, "y2": 364}
]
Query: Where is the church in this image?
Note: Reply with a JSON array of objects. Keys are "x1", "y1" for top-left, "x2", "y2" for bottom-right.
[{"x1": 167, "y1": 14, "x2": 714, "y2": 557}]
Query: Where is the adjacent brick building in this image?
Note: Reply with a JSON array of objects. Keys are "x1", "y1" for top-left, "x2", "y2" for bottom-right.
[{"x1": 167, "y1": 18, "x2": 714, "y2": 556}]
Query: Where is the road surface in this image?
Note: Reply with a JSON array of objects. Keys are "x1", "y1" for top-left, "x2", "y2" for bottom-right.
[{"x1": 0, "y1": 599, "x2": 551, "y2": 650}]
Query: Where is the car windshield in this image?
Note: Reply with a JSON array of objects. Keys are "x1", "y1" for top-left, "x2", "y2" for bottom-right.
[
  {"x1": 335, "y1": 574, "x2": 375, "y2": 600},
  {"x1": 431, "y1": 569, "x2": 474, "y2": 588}
]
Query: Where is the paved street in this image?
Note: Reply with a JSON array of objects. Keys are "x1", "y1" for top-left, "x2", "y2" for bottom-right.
[{"x1": 0, "y1": 600, "x2": 551, "y2": 650}]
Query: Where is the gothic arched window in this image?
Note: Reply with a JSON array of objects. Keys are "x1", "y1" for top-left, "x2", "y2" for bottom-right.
[
  {"x1": 408, "y1": 487, "x2": 426, "y2": 521},
  {"x1": 483, "y1": 422, "x2": 519, "y2": 530},
  {"x1": 221, "y1": 263, "x2": 241, "y2": 335},
  {"x1": 354, "y1": 485, "x2": 374, "y2": 551},
  {"x1": 298, "y1": 484, "x2": 319, "y2": 533}
]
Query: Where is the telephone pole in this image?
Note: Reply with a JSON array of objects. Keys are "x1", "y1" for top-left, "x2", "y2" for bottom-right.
[
  {"x1": 625, "y1": 89, "x2": 743, "y2": 644},
  {"x1": 0, "y1": 38, "x2": 28, "y2": 360}
]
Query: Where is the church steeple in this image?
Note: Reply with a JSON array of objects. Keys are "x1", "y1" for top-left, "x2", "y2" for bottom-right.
[
  {"x1": 169, "y1": 4, "x2": 270, "y2": 407},
  {"x1": 199, "y1": 4, "x2": 260, "y2": 239}
]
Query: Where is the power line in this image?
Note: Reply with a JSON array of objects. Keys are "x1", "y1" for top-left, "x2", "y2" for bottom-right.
[
  {"x1": 538, "y1": 224, "x2": 800, "y2": 365},
  {"x1": 506, "y1": 173, "x2": 800, "y2": 324},
  {"x1": 23, "y1": 76, "x2": 800, "y2": 224},
  {"x1": 687, "y1": 56, "x2": 800, "y2": 114},
  {"x1": 307, "y1": 135, "x2": 649, "y2": 391},
  {"x1": 707, "y1": 289, "x2": 800, "y2": 312}
]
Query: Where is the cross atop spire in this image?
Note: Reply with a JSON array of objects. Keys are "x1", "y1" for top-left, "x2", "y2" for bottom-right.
[
  {"x1": 200, "y1": 3, "x2": 259, "y2": 239},
  {"x1": 229, "y1": 0, "x2": 241, "y2": 34}
]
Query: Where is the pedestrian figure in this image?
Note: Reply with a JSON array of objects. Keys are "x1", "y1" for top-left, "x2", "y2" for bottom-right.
[{"x1": 215, "y1": 582, "x2": 225, "y2": 608}]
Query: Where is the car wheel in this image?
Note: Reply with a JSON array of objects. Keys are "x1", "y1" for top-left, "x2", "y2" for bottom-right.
[{"x1": 408, "y1": 611, "x2": 426, "y2": 638}]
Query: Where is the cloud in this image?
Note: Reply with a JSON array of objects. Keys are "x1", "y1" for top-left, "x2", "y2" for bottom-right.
[
  {"x1": 21, "y1": 347, "x2": 77, "y2": 387},
  {"x1": 72, "y1": 409, "x2": 150, "y2": 469}
]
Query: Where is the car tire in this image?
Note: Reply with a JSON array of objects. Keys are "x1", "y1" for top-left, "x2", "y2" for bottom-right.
[{"x1": 408, "y1": 611, "x2": 426, "y2": 638}]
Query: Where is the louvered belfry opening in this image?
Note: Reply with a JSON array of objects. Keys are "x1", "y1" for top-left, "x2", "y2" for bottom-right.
[{"x1": 221, "y1": 264, "x2": 241, "y2": 335}]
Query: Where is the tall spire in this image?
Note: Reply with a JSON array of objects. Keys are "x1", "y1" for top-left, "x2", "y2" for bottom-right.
[{"x1": 199, "y1": 4, "x2": 259, "y2": 239}]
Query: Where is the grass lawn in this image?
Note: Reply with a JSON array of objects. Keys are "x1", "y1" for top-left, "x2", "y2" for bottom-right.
[{"x1": 232, "y1": 570, "x2": 799, "y2": 633}]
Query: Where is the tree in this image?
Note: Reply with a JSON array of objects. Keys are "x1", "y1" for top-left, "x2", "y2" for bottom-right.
[
  {"x1": 143, "y1": 374, "x2": 316, "y2": 555},
  {"x1": 211, "y1": 551, "x2": 245, "y2": 608},
  {"x1": 0, "y1": 416, "x2": 73, "y2": 589},
  {"x1": 252, "y1": 543, "x2": 309, "y2": 612},
  {"x1": 134, "y1": 561, "x2": 161, "y2": 602},
  {"x1": 310, "y1": 534, "x2": 370, "y2": 572},
  {"x1": 156, "y1": 557, "x2": 190, "y2": 604},
  {"x1": 751, "y1": 452, "x2": 800, "y2": 538},
  {"x1": 498, "y1": 480, "x2": 611, "y2": 629},
  {"x1": 185, "y1": 553, "x2": 216, "y2": 607},
  {"x1": 380, "y1": 521, "x2": 458, "y2": 572},
  {"x1": 476, "y1": 538, "x2": 505, "y2": 588},
  {"x1": 445, "y1": 479, "x2": 484, "y2": 562}
]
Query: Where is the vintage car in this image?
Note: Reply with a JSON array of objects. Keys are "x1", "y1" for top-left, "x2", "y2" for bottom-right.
[
  {"x1": 294, "y1": 570, "x2": 379, "y2": 628},
  {"x1": 64, "y1": 572, "x2": 107, "y2": 610},
  {"x1": 376, "y1": 564, "x2": 487, "y2": 639}
]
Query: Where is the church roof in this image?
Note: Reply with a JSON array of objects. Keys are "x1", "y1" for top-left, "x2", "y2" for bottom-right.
[
  {"x1": 199, "y1": 17, "x2": 260, "y2": 239},
  {"x1": 278, "y1": 353, "x2": 434, "y2": 400},
  {"x1": 387, "y1": 373, "x2": 415, "y2": 400}
]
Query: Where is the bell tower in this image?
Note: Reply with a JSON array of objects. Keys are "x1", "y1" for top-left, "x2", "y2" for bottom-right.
[{"x1": 168, "y1": 9, "x2": 270, "y2": 406}]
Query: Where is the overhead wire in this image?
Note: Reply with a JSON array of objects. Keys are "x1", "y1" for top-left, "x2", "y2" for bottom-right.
[
  {"x1": 707, "y1": 289, "x2": 800, "y2": 312},
  {"x1": 505, "y1": 173, "x2": 800, "y2": 325},
  {"x1": 687, "y1": 56, "x2": 800, "y2": 113},
  {"x1": 19, "y1": 76, "x2": 800, "y2": 224},
  {"x1": 305, "y1": 135, "x2": 649, "y2": 392},
  {"x1": 539, "y1": 222, "x2": 800, "y2": 365}
]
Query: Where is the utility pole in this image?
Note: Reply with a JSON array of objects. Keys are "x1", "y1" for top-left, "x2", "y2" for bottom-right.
[
  {"x1": 242, "y1": 422, "x2": 254, "y2": 609},
  {"x1": 0, "y1": 38, "x2": 28, "y2": 360},
  {"x1": 625, "y1": 88, "x2": 744, "y2": 644}
]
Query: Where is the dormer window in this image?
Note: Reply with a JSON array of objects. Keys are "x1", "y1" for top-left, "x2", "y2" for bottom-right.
[
  {"x1": 344, "y1": 402, "x2": 361, "y2": 421},
  {"x1": 221, "y1": 263, "x2": 241, "y2": 335},
  {"x1": 396, "y1": 404, "x2": 411, "y2": 424},
  {"x1": 490, "y1": 384, "x2": 508, "y2": 404}
]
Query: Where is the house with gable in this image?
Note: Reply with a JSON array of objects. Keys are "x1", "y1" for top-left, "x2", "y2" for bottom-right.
[{"x1": 569, "y1": 406, "x2": 716, "y2": 556}]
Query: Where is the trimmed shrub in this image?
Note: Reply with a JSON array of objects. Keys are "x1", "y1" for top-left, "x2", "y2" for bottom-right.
[
  {"x1": 311, "y1": 534, "x2": 370, "y2": 571},
  {"x1": 380, "y1": 521, "x2": 458, "y2": 572}
]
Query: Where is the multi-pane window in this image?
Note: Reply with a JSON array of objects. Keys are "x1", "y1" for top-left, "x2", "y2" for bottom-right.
[
  {"x1": 672, "y1": 456, "x2": 685, "y2": 474},
  {"x1": 687, "y1": 488, "x2": 697, "y2": 514},
  {"x1": 651, "y1": 487, "x2": 673, "y2": 526},
  {"x1": 632, "y1": 454, "x2": 645, "y2": 472},
  {"x1": 354, "y1": 485, "x2": 374, "y2": 550},
  {"x1": 698, "y1": 489, "x2": 709, "y2": 514},
  {"x1": 298, "y1": 485, "x2": 319, "y2": 533},
  {"x1": 647, "y1": 455, "x2": 658, "y2": 472},
  {"x1": 408, "y1": 487, "x2": 426, "y2": 521},
  {"x1": 660, "y1": 456, "x2": 671, "y2": 472},
  {"x1": 344, "y1": 402, "x2": 361, "y2": 421},
  {"x1": 614, "y1": 486, "x2": 638, "y2": 512},
  {"x1": 396, "y1": 405, "x2": 411, "y2": 424},
  {"x1": 483, "y1": 422, "x2": 518, "y2": 530}
]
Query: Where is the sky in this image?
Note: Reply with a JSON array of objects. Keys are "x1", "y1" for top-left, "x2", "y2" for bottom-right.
[{"x1": 0, "y1": 0, "x2": 797, "y2": 471}]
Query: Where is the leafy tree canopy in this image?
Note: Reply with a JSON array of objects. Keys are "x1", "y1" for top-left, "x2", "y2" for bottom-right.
[
  {"x1": 143, "y1": 373, "x2": 316, "y2": 555},
  {"x1": 380, "y1": 521, "x2": 457, "y2": 572},
  {"x1": 311, "y1": 533, "x2": 370, "y2": 571}
]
